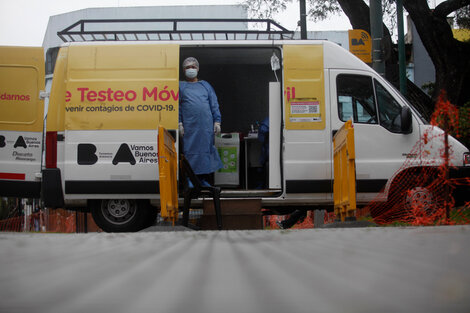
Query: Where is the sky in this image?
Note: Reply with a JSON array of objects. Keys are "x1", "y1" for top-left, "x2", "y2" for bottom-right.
[{"x1": 0, "y1": 0, "x2": 351, "y2": 46}]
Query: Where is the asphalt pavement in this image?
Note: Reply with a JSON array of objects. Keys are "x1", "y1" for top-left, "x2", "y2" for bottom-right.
[{"x1": 1, "y1": 225, "x2": 469, "y2": 313}]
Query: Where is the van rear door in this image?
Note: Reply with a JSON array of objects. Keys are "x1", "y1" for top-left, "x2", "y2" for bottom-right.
[
  {"x1": 283, "y1": 44, "x2": 331, "y2": 198},
  {"x1": 61, "y1": 44, "x2": 179, "y2": 197},
  {"x1": 0, "y1": 47, "x2": 45, "y2": 198}
]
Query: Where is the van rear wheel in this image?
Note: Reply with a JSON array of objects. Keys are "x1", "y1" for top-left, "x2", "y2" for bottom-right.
[{"x1": 91, "y1": 199, "x2": 150, "y2": 232}]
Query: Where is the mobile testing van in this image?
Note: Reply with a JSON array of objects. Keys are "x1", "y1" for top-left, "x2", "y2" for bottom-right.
[{"x1": 1, "y1": 20, "x2": 469, "y2": 232}]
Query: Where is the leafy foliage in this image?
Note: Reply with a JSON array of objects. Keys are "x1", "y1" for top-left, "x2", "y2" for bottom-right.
[
  {"x1": 456, "y1": 101, "x2": 470, "y2": 148},
  {"x1": 455, "y1": 5, "x2": 470, "y2": 28},
  {"x1": 243, "y1": 0, "x2": 293, "y2": 21},
  {"x1": 243, "y1": 1, "x2": 468, "y2": 39},
  {"x1": 243, "y1": 0, "x2": 398, "y2": 36},
  {"x1": 306, "y1": 1, "x2": 342, "y2": 21}
]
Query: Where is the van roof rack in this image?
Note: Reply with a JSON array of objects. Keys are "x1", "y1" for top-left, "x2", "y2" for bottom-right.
[{"x1": 57, "y1": 18, "x2": 295, "y2": 42}]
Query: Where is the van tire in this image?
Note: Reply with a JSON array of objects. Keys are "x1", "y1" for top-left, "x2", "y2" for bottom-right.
[
  {"x1": 386, "y1": 169, "x2": 442, "y2": 220},
  {"x1": 91, "y1": 199, "x2": 149, "y2": 232},
  {"x1": 403, "y1": 185, "x2": 441, "y2": 216}
]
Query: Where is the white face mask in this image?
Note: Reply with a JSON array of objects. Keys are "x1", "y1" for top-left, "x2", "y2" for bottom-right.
[{"x1": 185, "y1": 68, "x2": 198, "y2": 79}]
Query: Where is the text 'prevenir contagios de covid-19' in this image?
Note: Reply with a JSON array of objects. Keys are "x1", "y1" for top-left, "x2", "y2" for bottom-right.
[{"x1": 64, "y1": 87, "x2": 178, "y2": 113}]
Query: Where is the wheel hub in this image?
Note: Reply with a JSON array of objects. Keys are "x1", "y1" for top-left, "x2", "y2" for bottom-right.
[
  {"x1": 405, "y1": 187, "x2": 434, "y2": 212},
  {"x1": 101, "y1": 199, "x2": 137, "y2": 225}
]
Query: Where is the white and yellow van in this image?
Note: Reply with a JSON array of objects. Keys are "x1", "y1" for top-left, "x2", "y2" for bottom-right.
[
  {"x1": 1, "y1": 40, "x2": 469, "y2": 232},
  {"x1": 0, "y1": 47, "x2": 45, "y2": 199}
]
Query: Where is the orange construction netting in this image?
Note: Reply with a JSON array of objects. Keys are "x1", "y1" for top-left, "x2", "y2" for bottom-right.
[
  {"x1": 0, "y1": 209, "x2": 101, "y2": 233},
  {"x1": 265, "y1": 91, "x2": 470, "y2": 229},
  {"x1": 367, "y1": 91, "x2": 470, "y2": 226}
]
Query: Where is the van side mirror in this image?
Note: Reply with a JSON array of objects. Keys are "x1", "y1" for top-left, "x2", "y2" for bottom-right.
[{"x1": 401, "y1": 106, "x2": 412, "y2": 133}]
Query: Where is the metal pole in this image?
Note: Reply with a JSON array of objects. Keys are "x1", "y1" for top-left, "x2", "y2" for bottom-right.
[
  {"x1": 76, "y1": 211, "x2": 79, "y2": 233},
  {"x1": 370, "y1": 0, "x2": 385, "y2": 76},
  {"x1": 300, "y1": 0, "x2": 307, "y2": 39},
  {"x1": 444, "y1": 127, "x2": 450, "y2": 222},
  {"x1": 397, "y1": 0, "x2": 407, "y2": 95}
]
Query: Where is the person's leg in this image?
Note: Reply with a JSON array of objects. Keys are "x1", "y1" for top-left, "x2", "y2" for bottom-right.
[
  {"x1": 196, "y1": 174, "x2": 212, "y2": 187},
  {"x1": 277, "y1": 210, "x2": 307, "y2": 229}
]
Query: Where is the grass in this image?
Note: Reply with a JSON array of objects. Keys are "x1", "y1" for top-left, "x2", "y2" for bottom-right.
[
  {"x1": 449, "y1": 206, "x2": 470, "y2": 224},
  {"x1": 356, "y1": 206, "x2": 470, "y2": 227}
]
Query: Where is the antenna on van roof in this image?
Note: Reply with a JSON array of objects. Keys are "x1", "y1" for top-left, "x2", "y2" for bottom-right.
[{"x1": 57, "y1": 19, "x2": 295, "y2": 42}]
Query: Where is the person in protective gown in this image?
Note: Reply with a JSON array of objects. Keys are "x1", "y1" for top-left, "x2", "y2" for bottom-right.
[{"x1": 179, "y1": 57, "x2": 223, "y2": 186}]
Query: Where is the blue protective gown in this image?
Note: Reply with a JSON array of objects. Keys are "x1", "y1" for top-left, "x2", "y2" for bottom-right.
[{"x1": 179, "y1": 80, "x2": 223, "y2": 175}]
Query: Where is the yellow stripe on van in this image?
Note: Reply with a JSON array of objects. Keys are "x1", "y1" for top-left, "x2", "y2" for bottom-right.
[
  {"x1": 52, "y1": 44, "x2": 179, "y2": 131},
  {"x1": 0, "y1": 46, "x2": 45, "y2": 132},
  {"x1": 283, "y1": 45, "x2": 325, "y2": 130}
]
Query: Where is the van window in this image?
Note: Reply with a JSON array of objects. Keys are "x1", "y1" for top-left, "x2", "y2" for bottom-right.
[
  {"x1": 337, "y1": 74, "x2": 377, "y2": 124},
  {"x1": 374, "y1": 79, "x2": 403, "y2": 133}
]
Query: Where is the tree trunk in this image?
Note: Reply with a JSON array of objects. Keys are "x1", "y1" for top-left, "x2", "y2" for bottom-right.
[{"x1": 404, "y1": 0, "x2": 470, "y2": 106}]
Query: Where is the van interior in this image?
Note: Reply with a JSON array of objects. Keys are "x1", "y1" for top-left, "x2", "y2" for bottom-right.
[{"x1": 180, "y1": 46, "x2": 282, "y2": 191}]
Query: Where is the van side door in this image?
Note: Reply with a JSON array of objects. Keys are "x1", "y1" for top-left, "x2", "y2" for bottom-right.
[
  {"x1": 61, "y1": 44, "x2": 179, "y2": 197},
  {"x1": 329, "y1": 70, "x2": 420, "y2": 203},
  {"x1": 0, "y1": 47, "x2": 45, "y2": 198},
  {"x1": 283, "y1": 45, "x2": 331, "y2": 199}
]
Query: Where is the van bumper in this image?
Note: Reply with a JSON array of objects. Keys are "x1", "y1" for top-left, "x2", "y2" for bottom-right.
[
  {"x1": 449, "y1": 166, "x2": 470, "y2": 206},
  {"x1": 0, "y1": 180, "x2": 41, "y2": 198}
]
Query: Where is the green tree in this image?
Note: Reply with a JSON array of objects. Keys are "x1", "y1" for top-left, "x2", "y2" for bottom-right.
[{"x1": 455, "y1": 4, "x2": 470, "y2": 28}]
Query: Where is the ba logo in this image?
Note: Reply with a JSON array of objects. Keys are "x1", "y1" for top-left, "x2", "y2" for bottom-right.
[
  {"x1": 112, "y1": 144, "x2": 136, "y2": 165},
  {"x1": 14, "y1": 136, "x2": 27, "y2": 148},
  {"x1": 351, "y1": 32, "x2": 369, "y2": 46},
  {"x1": 77, "y1": 144, "x2": 98, "y2": 165},
  {"x1": 77, "y1": 143, "x2": 136, "y2": 165}
]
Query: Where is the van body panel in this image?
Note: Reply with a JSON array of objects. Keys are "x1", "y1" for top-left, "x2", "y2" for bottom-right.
[
  {"x1": 323, "y1": 40, "x2": 371, "y2": 72},
  {"x1": 0, "y1": 47, "x2": 45, "y2": 132},
  {"x1": 63, "y1": 44, "x2": 179, "y2": 131},
  {"x1": 50, "y1": 44, "x2": 179, "y2": 199},
  {"x1": 282, "y1": 44, "x2": 331, "y2": 199},
  {"x1": 268, "y1": 82, "x2": 282, "y2": 189},
  {"x1": 420, "y1": 124, "x2": 468, "y2": 167},
  {"x1": 283, "y1": 45, "x2": 325, "y2": 130},
  {"x1": 47, "y1": 47, "x2": 68, "y2": 133},
  {"x1": 0, "y1": 46, "x2": 45, "y2": 197},
  {"x1": 64, "y1": 129, "x2": 159, "y2": 196}
]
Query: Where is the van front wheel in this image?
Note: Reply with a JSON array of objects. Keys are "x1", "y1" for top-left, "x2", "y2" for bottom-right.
[{"x1": 91, "y1": 199, "x2": 148, "y2": 232}]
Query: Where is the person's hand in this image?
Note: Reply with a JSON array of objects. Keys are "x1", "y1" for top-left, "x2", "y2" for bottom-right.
[
  {"x1": 214, "y1": 122, "x2": 221, "y2": 135},
  {"x1": 179, "y1": 122, "x2": 184, "y2": 137}
]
